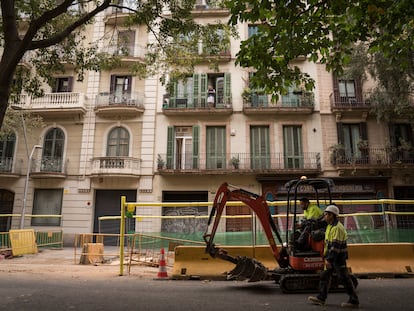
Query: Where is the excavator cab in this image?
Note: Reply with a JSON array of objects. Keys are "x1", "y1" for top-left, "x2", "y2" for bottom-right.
[{"x1": 284, "y1": 177, "x2": 334, "y2": 271}]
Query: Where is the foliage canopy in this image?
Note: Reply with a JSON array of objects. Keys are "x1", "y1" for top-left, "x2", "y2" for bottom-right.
[{"x1": 226, "y1": 0, "x2": 414, "y2": 117}]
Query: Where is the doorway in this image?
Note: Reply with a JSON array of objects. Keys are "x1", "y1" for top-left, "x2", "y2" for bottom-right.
[{"x1": 94, "y1": 189, "x2": 136, "y2": 245}]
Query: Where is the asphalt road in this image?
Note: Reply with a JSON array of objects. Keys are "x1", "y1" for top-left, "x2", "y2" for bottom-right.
[
  {"x1": 1, "y1": 274, "x2": 414, "y2": 311},
  {"x1": 1, "y1": 249, "x2": 414, "y2": 311}
]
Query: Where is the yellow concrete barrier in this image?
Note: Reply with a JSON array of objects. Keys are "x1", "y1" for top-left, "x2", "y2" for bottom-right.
[
  {"x1": 348, "y1": 243, "x2": 414, "y2": 275},
  {"x1": 173, "y1": 243, "x2": 414, "y2": 279},
  {"x1": 172, "y1": 245, "x2": 278, "y2": 279}
]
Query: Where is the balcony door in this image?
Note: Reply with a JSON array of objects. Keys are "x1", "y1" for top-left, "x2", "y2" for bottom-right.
[
  {"x1": 107, "y1": 127, "x2": 129, "y2": 157},
  {"x1": 42, "y1": 128, "x2": 64, "y2": 172},
  {"x1": 338, "y1": 123, "x2": 367, "y2": 162},
  {"x1": 0, "y1": 132, "x2": 15, "y2": 173},
  {"x1": 110, "y1": 75, "x2": 132, "y2": 104},
  {"x1": 175, "y1": 127, "x2": 194, "y2": 169},
  {"x1": 206, "y1": 126, "x2": 226, "y2": 169},
  {"x1": 250, "y1": 126, "x2": 270, "y2": 169},
  {"x1": 53, "y1": 77, "x2": 73, "y2": 93},
  {"x1": 167, "y1": 126, "x2": 199, "y2": 169},
  {"x1": 283, "y1": 125, "x2": 303, "y2": 168}
]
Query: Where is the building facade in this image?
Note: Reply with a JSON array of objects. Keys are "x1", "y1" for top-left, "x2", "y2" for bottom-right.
[{"x1": 1, "y1": 3, "x2": 413, "y2": 244}]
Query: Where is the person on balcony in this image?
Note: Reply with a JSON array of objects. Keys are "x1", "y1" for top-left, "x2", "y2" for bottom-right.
[{"x1": 207, "y1": 85, "x2": 215, "y2": 108}]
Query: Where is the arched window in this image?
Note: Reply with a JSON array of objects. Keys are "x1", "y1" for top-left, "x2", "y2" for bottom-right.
[
  {"x1": 107, "y1": 127, "x2": 129, "y2": 156},
  {"x1": 42, "y1": 128, "x2": 65, "y2": 172},
  {"x1": 0, "y1": 132, "x2": 16, "y2": 172}
]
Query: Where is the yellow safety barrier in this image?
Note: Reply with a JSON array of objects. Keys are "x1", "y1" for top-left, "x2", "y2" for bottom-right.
[
  {"x1": 172, "y1": 243, "x2": 414, "y2": 279},
  {"x1": 172, "y1": 245, "x2": 276, "y2": 280},
  {"x1": 9, "y1": 229, "x2": 38, "y2": 256},
  {"x1": 347, "y1": 243, "x2": 414, "y2": 276}
]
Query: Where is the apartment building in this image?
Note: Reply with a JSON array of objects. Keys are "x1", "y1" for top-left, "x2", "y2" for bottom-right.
[{"x1": 1, "y1": 3, "x2": 413, "y2": 244}]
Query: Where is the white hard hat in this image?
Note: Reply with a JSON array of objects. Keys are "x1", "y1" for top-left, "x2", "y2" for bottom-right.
[{"x1": 325, "y1": 205, "x2": 339, "y2": 216}]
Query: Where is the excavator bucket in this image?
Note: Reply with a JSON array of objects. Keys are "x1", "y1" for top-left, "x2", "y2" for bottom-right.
[{"x1": 227, "y1": 256, "x2": 268, "y2": 282}]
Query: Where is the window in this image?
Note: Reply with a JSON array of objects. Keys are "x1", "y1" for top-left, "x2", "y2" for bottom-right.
[
  {"x1": 248, "y1": 25, "x2": 259, "y2": 37},
  {"x1": 111, "y1": 0, "x2": 137, "y2": 13},
  {"x1": 31, "y1": 189, "x2": 63, "y2": 226},
  {"x1": 338, "y1": 79, "x2": 356, "y2": 104},
  {"x1": 281, "y1": 85, "x2": 302, "y2": 107},
  {"x1": 283, "y1": 125, "x2": 303, "y2": 168},
  {"x1": 250, "y1": 126, "x2": 270, "y2": 169},
  {"x1": 206, "y1": 126, "x2": 226, "y2": 169},
  {"x1": 389, "y1": 123, "x2": 413, "y2": 162},
  {"x1": 169, "y1": 73, "x2": 231, "y2": 108},
  {"x1": 390, "y1": 124, "x2": 413, "y2": 148},
  {"x1": 248, "y1": 72, "x2": 268, "y2": 107},
  {"x1": 117, "y1": 31, "x2": 135, "y2": 56},
  {"x1": 337, "y1": 123, "x2": 368, "y2": 161},
  {"x1": 42, "y1": 128, "x2": 65, "y2": 172},
  {"x1": 202, "y1": 27, "x2": 230, "y2": 55},
  {"x1": 107, "y1": 127, "x2": 129, "y2": 157},
  {"x1": 53, "y1": 77, "x2": 73, "y2": 92},
  {"x1": 110, "y1": 75, "x2": 132, "y2": 104},
  {"x1": 166, "y1": 126, "x2": 199, "y2": 169},
  {"x1": 0, "y1": 132, "x2": 15, "y2": 172}
]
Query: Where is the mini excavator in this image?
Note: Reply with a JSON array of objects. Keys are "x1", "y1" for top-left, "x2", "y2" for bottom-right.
[{"x1": 203, "y1": 177, "x2": 358, "y2": 293}]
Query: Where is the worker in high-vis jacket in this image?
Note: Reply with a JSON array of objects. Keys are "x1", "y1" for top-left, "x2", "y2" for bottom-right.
[
  {"x1": 295, "y1": 198, "x2": 324, "y2": 249},
  {"x1": 300, "y1": 197, "x2": 323, "y2": 220},
  {"x1": 308, "y1": 204, "x2": 360, "y2": 308}
]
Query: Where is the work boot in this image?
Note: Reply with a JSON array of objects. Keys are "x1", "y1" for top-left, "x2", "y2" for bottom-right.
[
  {"x1": 308, "y1": 296, "x2": 325, "y2": 306},
  {"x1": 341, "y1": 302, "x2": 359, "y2": 308}
]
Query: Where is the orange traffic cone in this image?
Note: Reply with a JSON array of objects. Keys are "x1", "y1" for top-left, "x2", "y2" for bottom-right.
[{"x1": 156, "y1": 248, "x2": 169, "y2": 280}]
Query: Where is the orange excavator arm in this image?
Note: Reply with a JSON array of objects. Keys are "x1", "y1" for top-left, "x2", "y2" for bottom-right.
[{"x1": 203, "y1": 182, "x2": 289, "y2": 270}]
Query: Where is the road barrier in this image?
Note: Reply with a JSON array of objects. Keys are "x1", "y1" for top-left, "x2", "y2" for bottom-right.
[
  {"x1": 0, "y1": 230, "x2": 63, "y2": 254},
  {"x1": 172, "y1": 243, "x2": 414, "y2": 279}
]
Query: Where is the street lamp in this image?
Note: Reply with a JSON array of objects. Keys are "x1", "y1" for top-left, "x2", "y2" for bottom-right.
[{"x1": 20, "y1": 145, "x2": 42, "y2": 229}]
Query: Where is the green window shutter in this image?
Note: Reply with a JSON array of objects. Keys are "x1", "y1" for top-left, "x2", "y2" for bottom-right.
[
  {"x1": 224, "y1": 73, "x2": 231, "y2": 105},
  {"x1": 169, "y1": 81, "x2": 177, "y2": 107},
  {"x1": 192, "y1": 125, "x2": 199, "y2": 169},
  {"x1": 206, "y1": 126, "x2": 226, "y2": 169},
  {"x1": 185, "y1": 76, "x2": 193, "y2": 107},
  {"x1": 167, "y1": 126, "x2": 175, "y2": 169},
  {"x1": 199, "y1": 73, "x2": 207, "y2": 107},
  {"x1": 250, "y1": 126, "x2": 270, "y2": 169},
  {"x1": 283, "y1": 126, "x2": 303, "y2": 168}
]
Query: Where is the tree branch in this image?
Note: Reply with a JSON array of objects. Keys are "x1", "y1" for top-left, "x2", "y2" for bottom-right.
[{"x1": 25, "y1": 0, "x2": 111, "y2": 50}]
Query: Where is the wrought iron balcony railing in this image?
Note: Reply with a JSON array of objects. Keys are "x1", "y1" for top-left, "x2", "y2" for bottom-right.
[
  {"x1": 330, "y1": 147, "x2": 414, "y2": 166},
  {"x1": 96, "y1": 92, "x2": 145, "y2": 108},
  {"x1": 157, "y1": 152, "x2": 321, "y2": 172}
]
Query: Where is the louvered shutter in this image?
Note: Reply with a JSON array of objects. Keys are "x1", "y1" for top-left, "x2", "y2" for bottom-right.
[{"x1": 166, "y1": 126, "x2": 175, "y2": 169}]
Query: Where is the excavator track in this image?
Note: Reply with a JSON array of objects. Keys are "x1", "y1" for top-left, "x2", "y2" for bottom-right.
[
  {"x1": 279, "y1": 274, "x2": 320, "y2": 293},
  {"x1": 278, "y1": 273, "x2": 359, "y2": 294}
]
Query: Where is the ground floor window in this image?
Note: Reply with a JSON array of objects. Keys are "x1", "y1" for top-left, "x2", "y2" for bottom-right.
[{"x1": 31, "y1": 189, "x2": 63, "y2": 226}]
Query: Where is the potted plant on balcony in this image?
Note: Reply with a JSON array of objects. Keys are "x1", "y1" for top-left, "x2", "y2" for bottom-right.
[
  {"x1": 230, "y1": 156, "x2": 240, "y2": 169},
  {"x1": 241, "y1": 88, "x2": 252, "y2": 105},
  {"x1": 357, "y1": 139, "x2": 369, "y2": 151},
  {"x1": 397, "y1": 138, "x2": 412, "y2": 152},
  {"x1": 329, "y1": 143, "x2": 345, "y2": 165},
  {"x1": 157, "y1": 154, "x2": 165, "y2": 170}
]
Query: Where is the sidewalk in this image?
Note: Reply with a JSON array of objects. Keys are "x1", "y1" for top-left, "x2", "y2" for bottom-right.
[{"x1": 0, "y1": 247, "x2": 163, "y2": 279}]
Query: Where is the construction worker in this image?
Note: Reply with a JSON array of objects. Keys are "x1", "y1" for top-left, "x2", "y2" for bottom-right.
[
  {"x1": 308, "y1": 204, "x2": 359, "y2": 308},
  {"x1": 295, "y1": 198, "x2": 324, "y2": 249},
  {"x1": 299, "y1": 197, "x2": 323, "y2": 220}
]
